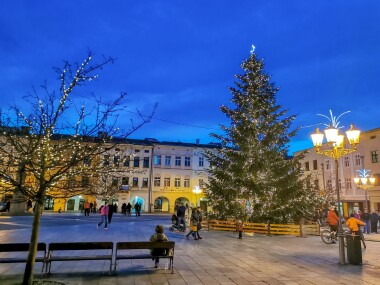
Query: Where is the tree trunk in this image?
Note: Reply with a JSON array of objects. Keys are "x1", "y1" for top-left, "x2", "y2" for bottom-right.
[{"x1": 23, "y1": 200, "x2": 43, "y2": 285}]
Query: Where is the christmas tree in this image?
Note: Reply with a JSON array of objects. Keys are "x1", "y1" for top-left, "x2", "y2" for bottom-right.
[{"x1": 206, "y1": 49, "x2": 322, "y2": 223}]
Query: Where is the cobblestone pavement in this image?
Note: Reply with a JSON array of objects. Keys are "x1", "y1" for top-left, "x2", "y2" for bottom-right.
[{"x1": 0, "y1": 213, "x2": 379, "y2": 285}]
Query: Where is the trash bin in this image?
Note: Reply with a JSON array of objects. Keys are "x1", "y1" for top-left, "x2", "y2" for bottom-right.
[{"x1": 346, "y1": 233, "x2": 362, "y2": 265}]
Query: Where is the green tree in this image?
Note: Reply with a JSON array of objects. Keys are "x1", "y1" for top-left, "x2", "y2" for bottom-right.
[{"x1": 206, "y1": 51, "x2": 322, "y2": 223}]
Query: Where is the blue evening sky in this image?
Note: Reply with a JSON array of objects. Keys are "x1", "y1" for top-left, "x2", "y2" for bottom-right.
[{"x1": 1, "y1": 1, "x2": 379, "y2": 155}]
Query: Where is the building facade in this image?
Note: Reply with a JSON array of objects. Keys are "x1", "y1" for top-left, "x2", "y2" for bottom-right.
[{"x1": 295, "y1": 127, "x2": 380, "y2": 216}]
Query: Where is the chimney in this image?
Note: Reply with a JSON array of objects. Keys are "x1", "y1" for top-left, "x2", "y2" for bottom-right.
[{"x1": 196, "y1": 139, "x2": 200, "y2": 145}]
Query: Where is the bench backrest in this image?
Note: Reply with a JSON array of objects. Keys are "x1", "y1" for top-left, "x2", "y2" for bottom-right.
[
  {"x1": 49, "y1": 242, "x2": 113, "y2": 251},
  {"x1": 0, "y1": 243, "x2": 46, "y2": 252},
  {"x1": 116, "y1": 241, "x2": 175, "y2": 250}
]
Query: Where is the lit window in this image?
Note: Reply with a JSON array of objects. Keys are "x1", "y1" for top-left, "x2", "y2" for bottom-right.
[{"x1": 132, "y1": 177, "x2": 138, "y2": 187}]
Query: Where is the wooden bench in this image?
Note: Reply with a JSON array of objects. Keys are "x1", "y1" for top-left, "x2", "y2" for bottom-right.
[
  {"x1": 114, "y1": 241, "x2": 175, "y2": 273},
  {"x1": 0, "y1": 243, "x2": 47, "y2": 273},
  {"x1": 46, "y1": 242, "x2": 113, "y2": 274}
]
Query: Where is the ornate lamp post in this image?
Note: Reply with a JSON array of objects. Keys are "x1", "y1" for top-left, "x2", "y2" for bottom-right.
[
  {"x1": 311, "y1": 114, "x2": 360, "y2": 265},
  {"x1": 354, "y1": 169, "x2": 375, "y2": 211},
  {"x1": 193, "y1": 185, "x2": 202, "y2": 207}
]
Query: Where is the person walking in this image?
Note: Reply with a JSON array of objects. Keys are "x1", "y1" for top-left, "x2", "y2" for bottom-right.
[
  {"x1": 362, "y1": 210, "x2": 371, "y2": 234},
  {"x1": 346, "y1": 213, "x2": 366, "y2": 249},
  {"x1": 134, "y1": 202, "x2": 141, "y2": 216},
  {"x1": 126, "y1": 202, "x2": 132, "y2": 216},
  {"x1": 84, "y1": 201, "x2": 90, "y2": 216},
  {"x1": 108, "y1": 203, "x2": 114, "y2": 223},
  {"x1": 149, "y1": 224, "x2": 170, "y2": 268},
  {"x1": 97, "y1": 203, "x2": 109, "y2": 229},
  {"x1": 93, "y1": 200, "x2": 97, "y2": 213},
  {"x1": 370, "y1": 210, "x2": 379, "y2": 233},
  {"x1": 121, "y1": 203, "x2": 127, "y2": 215},
  {"x1": 186, "y1": 207, "x2": 200, "y2": 240},
  {"x1": 176, "y1": 203, "x2": 187, "y2": 230}
]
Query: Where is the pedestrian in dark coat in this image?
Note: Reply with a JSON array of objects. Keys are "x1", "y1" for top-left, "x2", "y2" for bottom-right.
[
  {"x1": 370, "y1": 210, "x2": 379, "y2": 233},
  {"x1": 108, "y1": 203, "x2": 114, "y2": 223}
]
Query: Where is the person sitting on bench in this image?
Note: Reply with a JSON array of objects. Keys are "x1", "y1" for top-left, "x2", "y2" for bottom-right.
[{"x1": 149, "y1": 224, "x2": 170, "y2": 268}]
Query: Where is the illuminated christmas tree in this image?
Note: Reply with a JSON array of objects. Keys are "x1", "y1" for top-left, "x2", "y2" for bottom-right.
[{"x1": 206, "y1": 49, "x2": 322, "y2": 223}]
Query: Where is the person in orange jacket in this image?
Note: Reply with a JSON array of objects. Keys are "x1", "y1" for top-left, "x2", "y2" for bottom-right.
[
  {"x1": 327, "y1": 206, "x2": 339, "y2": 232},
  {"x1": 346, "y1": 213, "x2": 366, "y2": 249}
]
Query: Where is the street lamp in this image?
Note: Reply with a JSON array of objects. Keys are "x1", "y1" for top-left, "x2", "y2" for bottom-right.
[
  {"x1": 311, "y1": 121, "x2": 360, "y2": 265},
  {"x1": 354, "y1": 169, "x2": 375, "y2": 211},
  {"x1": 193, "y1": 185, "x2": 202, "y2": 207}
]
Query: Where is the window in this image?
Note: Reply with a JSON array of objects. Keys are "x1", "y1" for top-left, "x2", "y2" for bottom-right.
[
  {"x1": 199, "y1": 179, "x2": 204, "y2": 188},
  {"x1": 165, "y1": 156, "x2": 171, "y2": 166},
  {"x1": 164, "y1": 177, "x2": 170, "y2": 187},
  {"x1": 325, "y1": 160, "x2": 330, "y2": 170},
  {"x1": 144, "y1": 149, "x2": 150, "y2": 153},
  {"x1": 134, "y1": 157, "x2": 140, "y2": 167},
  {"x1": 103, "y1": 155, "x2": 110, "y2": 166},
  {"x1": 83, "y1": 156, "x2": 91, "y2": 166},
  {"x1": 124, "y1": 156, "x2": 130, "y2": 167},
  {"x1": 175, "y1": 156, "x2": 181, "y2": 166},
  {"x1": 313, "y1": 160, "x2": 318, "y2": 170},
  {"x1": 143, "y1": 157, "x2": 149, "y2": 168},
  {"x1": 135, "y1": 149, "x2": 140, "y2": 153},
  {"x1": 371, "y1": 151, "x2": 378, "y2": 163},
  {"x1": 174, "y1": 177, "x2": 181, "y2": 187},
  {"x1": 122, "y1": 177, "x2": 129, "y2": 185},
  {"x1": 81, "y1": 176, "x2": 89, "y2": 187},
  {"x1": 344, "y1": 156, "x2": 349, "y2": 167},
  {"x1": 112, "y1": 177, "x2": 119, "y2": 186},
  {"x1": 326, "y1": 179, "x2": 332, "y2": 190},
  {"x1": 355, "y1": 154, "x2": 361, "y2": 167},
  {"x1": 154, "y1": 176, "x2": 161, "y2": 187},
  {"x1": 142, "y1": 178, "x2": 148, "y2": 187},
  {"x1": 114, "y1": 155, "x2": 120, "y2": 167},
  {"x1": 132, "y1": 177, "x2": 138, "y2": 187},
  {"x1": 345, "y1": 177, "x2": 352, "y2": 190},
  {"x1": 185, "y1": 156, "x2": 190, "y2": 167},
  {"x1": 199, "y1": 157, "x2": 204, "y2": 167},
  {"x1": 305, "y1": 162, "x2": 310, "y2": 171},
  {"x1": 154, "y1": 155, "x2": 161, "y2": 165},
  {"x1": 184, "y1": 177, "x2": 190, "y2": 187}
]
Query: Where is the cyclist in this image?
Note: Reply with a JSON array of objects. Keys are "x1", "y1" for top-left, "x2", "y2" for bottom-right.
[
  {"x1": 346, "y1": 213, "x2": 366, "y2": 249},
  {"x1": 327, "y1": 206, "x2": 339, "y2": 243}
]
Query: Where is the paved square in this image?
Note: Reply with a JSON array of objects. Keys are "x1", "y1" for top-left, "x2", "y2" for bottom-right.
[{"x1": 0, "y1": 213, "x2": 379, "y2": 284}]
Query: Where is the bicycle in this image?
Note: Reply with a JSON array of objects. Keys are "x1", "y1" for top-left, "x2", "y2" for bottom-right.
[{"x1": 320, "y1": 226, "x2": 348, "y2": 246}]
